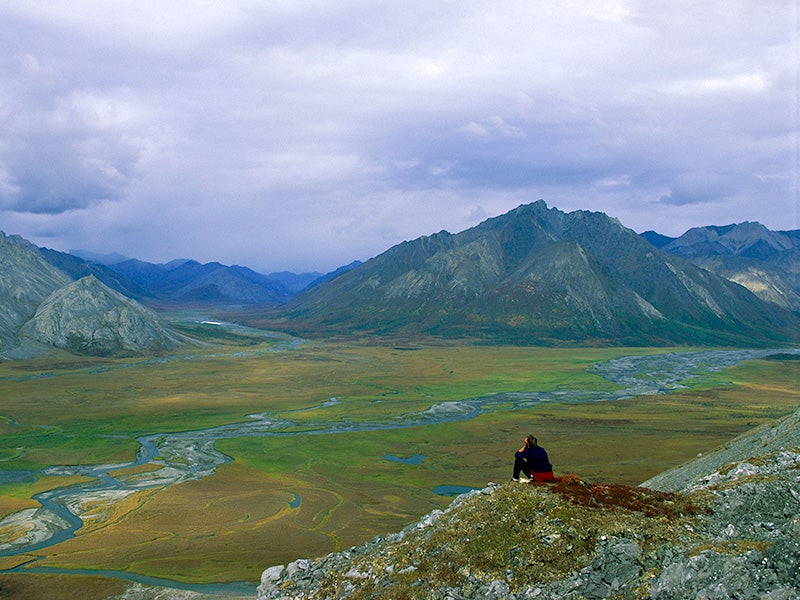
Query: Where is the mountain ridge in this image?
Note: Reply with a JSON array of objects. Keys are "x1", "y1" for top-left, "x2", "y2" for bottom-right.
[
  {"x1": 6, "y1": 202, "x2": 800, "y2": 354},
  {"x1": 264, "y1": 201, "x2": 799, "y2": 346},
  {"x1": 641, "y1": 222, "x2": 800, "y2": 311},
  {"x1": 104, "y1": 258, "x2": 322, "y2": 306},
  {"x1": 0, "y1": 232, "x2": 73, "y2": 356},
  {"x1": 40, "y1": 248, "x2": 326, "y2": 307}
]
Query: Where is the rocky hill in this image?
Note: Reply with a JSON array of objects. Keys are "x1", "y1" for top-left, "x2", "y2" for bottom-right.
[
  {"x1": 256, "y1": 405, "x2": 800, "y2": 600},
  {"x1": 0, "y1": 232, "x2": 72, "y2": 356},
  {"x1": 18, "y1": 275, "x2": 183, "y2": 356},
  {"x1": 0, "y1": 231, "x2": 185, "y2": 358},
  {"x1": 267, "y1": 201, "x2": 799, "y2": 346},
  {"x1": 642, "y1": 222, "x2": 800, "y2": 311}
]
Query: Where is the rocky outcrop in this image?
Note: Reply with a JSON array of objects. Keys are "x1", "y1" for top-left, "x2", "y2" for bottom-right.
[
  {"x1": 107, "y1": 584, "x2": 249, "y2": 600},
  {"x1": 19, "y1": 275, "x2": 181, "y2": 356},
  {"x1": 641, "y1": 405, "x2": 800, "y2": 493},
  {"x1": 256, "y1": 407, "x2": 800, "y2": 599}
]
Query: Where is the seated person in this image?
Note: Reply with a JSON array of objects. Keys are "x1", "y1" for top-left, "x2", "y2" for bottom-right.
[{"x1": 513, "y1": 434, "x2": 555, "y2": 482}]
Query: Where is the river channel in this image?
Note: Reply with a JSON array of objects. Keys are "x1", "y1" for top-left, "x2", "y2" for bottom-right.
[{"x1": 0, "y1": 344, "x2": 795, "y2": 593}]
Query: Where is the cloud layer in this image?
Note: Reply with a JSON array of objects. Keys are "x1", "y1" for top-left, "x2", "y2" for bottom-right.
[{"x1": 0, "y1": 1, "x2": 796, "y2": 272}]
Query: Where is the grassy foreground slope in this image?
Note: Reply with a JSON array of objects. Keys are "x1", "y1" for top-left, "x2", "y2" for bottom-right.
[{"x1": 0, "y1": 336, "x2": 797, "y2": 588}]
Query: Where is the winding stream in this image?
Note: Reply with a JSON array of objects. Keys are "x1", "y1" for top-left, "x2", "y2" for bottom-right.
[{"x1": 0, "y1": 345, "x2": 795, "y2": 591}]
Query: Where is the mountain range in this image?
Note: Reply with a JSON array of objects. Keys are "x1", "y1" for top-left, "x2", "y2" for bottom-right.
[
  {"x1": 1, "y1": 201, "x2": 798, "y2": 356},
  {"x1": 260, "y1": 201, "x2": 799, "y2": 346},
  {"x1": 0, "y1": 234, "x2": 349, "y2": 357},
  {"x1": 41, "y1": 251, "x2": 327, "y2": 306}
]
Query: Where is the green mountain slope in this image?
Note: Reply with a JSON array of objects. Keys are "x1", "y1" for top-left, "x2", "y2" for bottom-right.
[{"x1": 273, "y1": 202, "x2": 799, "y2": 345}]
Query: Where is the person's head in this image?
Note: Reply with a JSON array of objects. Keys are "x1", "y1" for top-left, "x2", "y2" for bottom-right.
[{"x1": 525, "y1": 434, "x2": 538, "y2": 447}]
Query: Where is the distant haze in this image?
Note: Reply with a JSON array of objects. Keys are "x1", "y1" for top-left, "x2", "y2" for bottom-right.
[{"x1": 0, "y1": 2, "x2": 796, "y2": 272}]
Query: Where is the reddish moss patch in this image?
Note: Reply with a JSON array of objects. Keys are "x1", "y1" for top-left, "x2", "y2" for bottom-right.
[{"x1": 543, "y1": 474, "x2": 707, "y2": 518}]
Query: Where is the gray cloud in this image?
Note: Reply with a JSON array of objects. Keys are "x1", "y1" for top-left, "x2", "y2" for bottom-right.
[
  {"x1": 0, "y1": 47, "x2": 150, "y2": 214},
  {"x1": 0, "y1": 1, "x2": 796, "y2": 271},
  {"x1": 659, "y1": 171, "x2": 730, "y2": 206}
]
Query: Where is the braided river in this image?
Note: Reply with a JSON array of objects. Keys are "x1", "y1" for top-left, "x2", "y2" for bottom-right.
[{"x1": 0, "y1": 342, "x2": 795, "y2": 593}]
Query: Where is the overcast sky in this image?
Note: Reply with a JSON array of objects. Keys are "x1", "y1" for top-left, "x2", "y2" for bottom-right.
[{"x1": 0, "y1": 1, "x2": 797, "y2": 273}]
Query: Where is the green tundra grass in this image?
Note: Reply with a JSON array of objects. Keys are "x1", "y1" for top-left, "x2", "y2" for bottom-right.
[{"x1": 0, "y1": 332, "x2": 797, "y2": 596}]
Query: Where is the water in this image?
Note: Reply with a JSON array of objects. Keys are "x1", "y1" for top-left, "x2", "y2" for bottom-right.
[
  {"x1": 384, "y1": 454, "x2": 426, "y2": 464},
  {"x1": 433, "y1": 485, "x2": 481, "y2": 496},
  {"x1": 8, "y1": 566, "x2": 257, "y2": 595}
]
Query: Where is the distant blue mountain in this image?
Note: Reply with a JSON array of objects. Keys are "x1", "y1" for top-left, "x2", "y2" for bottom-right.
[
  {"x1": 264, "y1": 271, "x2": 324, "y2": 294},
  {"x1": 105, "y1": 258, "x2": 317, "y2": 305},
  {"x1": 39, "y1": 247, "x2": 150, "y2": 301},
  {"x1": 639, "y1": 231, "x2": 675, "y2": 249},
  {"x1": 305, "y1": 261, "x2": 362, "y2": 289},
  {"x1": 68, "y1": 249, "x2": 131, "y2": 265},
  {"x1": 40, "y1": 250, "x2": 329, "y2": 306}
]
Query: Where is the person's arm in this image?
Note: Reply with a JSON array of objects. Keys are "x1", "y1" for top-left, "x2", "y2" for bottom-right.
[{"x1": 515, "y1": 437, "x2": 531, "y2": 458}]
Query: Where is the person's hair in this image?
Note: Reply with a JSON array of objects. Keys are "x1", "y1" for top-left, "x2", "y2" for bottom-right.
[{"x1": 526, "y1": 435, "x2": 538, "y2": 447}]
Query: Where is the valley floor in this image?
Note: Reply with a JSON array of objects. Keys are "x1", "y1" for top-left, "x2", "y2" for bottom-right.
[{"x1": 0, "y1": 331, "x2": 797, "y2": 598}]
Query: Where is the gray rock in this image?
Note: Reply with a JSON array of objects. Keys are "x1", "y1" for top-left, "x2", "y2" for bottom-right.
[
  {"x1": 642, "y1": 409, "x2": 800, "y2": 493},
  {"x1": 260, "y1": 565, "x2": 285, "y2": 585}
]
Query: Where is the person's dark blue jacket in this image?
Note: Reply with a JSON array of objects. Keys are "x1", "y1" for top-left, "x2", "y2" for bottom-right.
[{"x1": 515, "y1": 444, "x2": 552, "y2": 473}]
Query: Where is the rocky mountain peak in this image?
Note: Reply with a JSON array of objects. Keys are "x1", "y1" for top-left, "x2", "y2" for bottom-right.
[
  {"x1": 663, "y1": 221, "x2": 797, "y2": 259},
  {"x1": 649, "y1": 221, "x2": 800, "y2": 311}
]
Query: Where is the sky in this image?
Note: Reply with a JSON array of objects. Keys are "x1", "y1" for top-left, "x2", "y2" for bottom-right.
[{"x1": 0, "y1": 1, "x2": 797, "y2": 273}]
